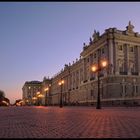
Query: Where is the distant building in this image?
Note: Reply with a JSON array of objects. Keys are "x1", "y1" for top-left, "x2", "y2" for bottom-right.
[
  {"x1": 22, "y1": 81, "x2": 42, "y2": 105},
  {"x1": 41, "y1": 77, "x2": 52, "y2": 106},
  {"x1": 23, "y1": 21, "x2": 140, "y2": 106}
]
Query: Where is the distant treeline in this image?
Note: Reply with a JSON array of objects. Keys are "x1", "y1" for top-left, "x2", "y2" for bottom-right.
[{"x1": 0, "y1": 90, "x2": 10, "y2": 106}]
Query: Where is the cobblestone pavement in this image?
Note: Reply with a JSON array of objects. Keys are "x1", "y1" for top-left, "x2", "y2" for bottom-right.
[{"x1": 0, "y1": 106, "x2": 140, "y2": 138}]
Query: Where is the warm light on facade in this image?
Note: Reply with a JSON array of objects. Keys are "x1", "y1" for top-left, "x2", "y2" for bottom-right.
[
  {"x1": 26, "y1": 99, "x2": 29, "y2": 102},
  {"x1": 101, "y1": 60, "x2": 108, "y2": 68},
  {"x1": 58, "y1": 82, "x2": 61, "y2": 85},
  {"x1": 36, "y1": 91, "x2": 40, "y2": 95},
  {"x1": 58, "y1": 80, "x2": 64, "y2": 86},
  {"x1": 44, "y1": 87, "x2": 49, "y2": 91},
  {"x1": 38, "y1": 94, "x2": 44, "y2": 98},
  {"x1": 92, "y1": 60, "x2": 108, "y2": 72},
  {"x1": 32, "y1": 97, "x2": 37, "y2": 100},
  {"x1": 91, "y1": 65, "x2": 97, "y2": 72}
]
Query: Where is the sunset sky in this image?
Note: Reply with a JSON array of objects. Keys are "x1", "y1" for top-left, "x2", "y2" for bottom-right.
[{"x1": 1, "y1": 2, "x2": 140, "y2": 104}]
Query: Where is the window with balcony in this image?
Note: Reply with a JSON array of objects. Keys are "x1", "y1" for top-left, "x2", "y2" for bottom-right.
[
  {"x1": 119, "y1": 67, "x2": 127, "y2": 75},
  {"x1": 130, "y1": 63, "x2": 138, "y2": 75}
]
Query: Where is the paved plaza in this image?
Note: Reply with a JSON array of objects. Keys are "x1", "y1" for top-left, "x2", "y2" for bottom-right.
[{"x1": 0, "y1": 106, "x2": 140, "y2": 138}]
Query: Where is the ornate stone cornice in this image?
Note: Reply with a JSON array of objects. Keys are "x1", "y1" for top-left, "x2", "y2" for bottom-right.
[
  {"x1": 114, "y1": 33, "x2": 140, "y2": 44},
  {"x1": 81, "y1": 35, "x2": 107, "y2": 58}
]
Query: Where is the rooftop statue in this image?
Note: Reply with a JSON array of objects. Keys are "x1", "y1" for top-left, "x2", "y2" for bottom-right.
[
  {"x1": 83, "y1": 42, "x2": 87, "y2": 50},
  {"x1": 92, "y1": 30, "x2": 100, "y2": 41},
  {"x1": 126, "y1": 21, "x2": 134, "y2": 33},
  {"x1": 83, "y1": 42, "x2": 86, "y2": 47},
  {"x1": 89, "y1": 37, "x2": 92, "y2": 45}
]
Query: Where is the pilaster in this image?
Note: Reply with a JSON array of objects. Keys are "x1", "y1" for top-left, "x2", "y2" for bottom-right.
[
  {"x1": 137, "y1": 46, "x2": 140, "y2": 75},
  {"x1": 126, "y1": 44, "x2": 131, "y2": 75},
  {"x1": 113, "y1": 41, "x2": 119, "y2": 75}
]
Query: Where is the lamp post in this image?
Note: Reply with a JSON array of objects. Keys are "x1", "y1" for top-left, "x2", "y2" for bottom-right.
[
  {"x1": 48, "y1": 84, "x2": 51, "y2": 105},
  {"x1": 32, "y1": 97, "x2": 37, "y2": 105},
  {"x1": 58, "y1": 79, "x2": 64, "y2": 108},
  {"x1": 91, "y1": 54, "x2": 108, "y2": 109},
  {"x1": 36, "y1": 91, "x2": 40, "y2": 106},
  {"x1": 44, "y1": 87, "x2": 49, "y2": 106},
  {"x1": 38, "y1": 94, "x2": 44, "y2": 106},
  {"x1": 36, "y1": 91, "x2": 44, "y2": 106}
]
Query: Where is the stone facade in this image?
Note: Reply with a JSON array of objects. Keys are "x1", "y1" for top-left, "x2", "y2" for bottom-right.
[
  {"x1": 22, "y1": 81, "x2": 42, "y2": 105},
  {"x1": 50, "y1": 21, "x2": 140, "y2": 106},
  {"x1": 41, "y1": 77, "x2": 52, "y2": 105},
  {"x1": 22, "y1": 77, "x2": 52, "y2": 106},
  {"x1": 22, "y1": 22, "x2": 140, "y2": 106}
]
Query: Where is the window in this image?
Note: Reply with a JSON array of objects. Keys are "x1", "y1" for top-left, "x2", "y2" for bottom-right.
[
  {"x1": 102, "y1": 48, "x2": 104, "y2": 54},
  {"x1": 131, "y1": 67, "x2": 134, "y2": 73},
  {"x1": 118, "y1": 45, "x2": 123, "y2": 51},
  {"x1": 94, "y1": 53, "x2": 96, "y2": 58},
  {"x1": 119, "y1": 64, "x2": 124, "y2": 72},
  {"x1": 87, "y1": 57, "x2": 89, "y2": 62},
  {"x1": 119, "y1": 66, "x2": 123, "y2": 72},
  {"x1": 125, "y1": 85, "x2": 126, "y2": 93},
  {"x1": 119, "y1": 60, "x2": 125, "y2": 74},
  {"x1": 130, "y1": 63, "x2": 137, "y2": 75},
  {"x1": 130, "y1": 46, "x2": 134, "y2": 52},
  {"x1": 91, "y1": 90, "x2": 93, "y2": 96},
  {"x1": 136, "y1": 86, "x2": 138, "y2": 93}
]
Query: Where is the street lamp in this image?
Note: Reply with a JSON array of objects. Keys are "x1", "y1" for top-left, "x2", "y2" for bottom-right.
[
  {"x1": 58, "y1": 79, "x2": 64, "y2": 108},
  {"x1": 91, "y1": 58, "x2": 108, "y2": 109},
  {"x1": 44, "y1": 87, "x2": 49, "y2": 106},
  {"x1": 36, "y1": 91, "x2": 40, "y2": 106},
  {"x1": 36, "y1": 91, "x2": 44, "y2": 106},
  {"x1": 37, "y1": 94, "x2": 44, "y2": 106},
  {"x1": 32, "y1": 97, "x2": 37, "y2": 105},
  {"x1": 36, "y1": 91, "x2": 40, "y2": 96}
]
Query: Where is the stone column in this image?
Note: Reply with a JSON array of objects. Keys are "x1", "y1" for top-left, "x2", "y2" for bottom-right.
[
  {"x1": 108, "y1": 39, "x2": 114, "y2": 75},
  {"x1": 135, "y1": 46, "x2": 138, "y2": 74},
  {"x1": 73, "y1": 72, "x2": 75, "y2": 89},
  {"x1": 83, "y1": 58, "x2": 86, "y2": 81},
  {"x1": 137, "y1": 46, "x2": 140, "y2": 75},
  {"x1": 79, "y1": 69, "x2": 81, "y2": 85},
  {"x1": 71, "y1": 72, "x2": 73, "y2": 90},
  {"x1": 113, "y1": 41, "x2": 119, "y2": 75},
  {"x1": 122, "y1": 78, "x2": 126, "y2": 98},
  {"x1": 133, "y1": 79, "x2": 137, "y2": 97},
  {"x1": 126, "y1": 44, "x2": 131, "y2": 75},
  {"x1": 89, "y1": 53, "x2": 93, "y2": 79}
]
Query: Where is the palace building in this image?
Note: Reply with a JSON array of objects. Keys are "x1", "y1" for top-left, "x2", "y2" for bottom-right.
[{"x1": 22, "y1": 21, "x2": 140, "y2": 106}]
